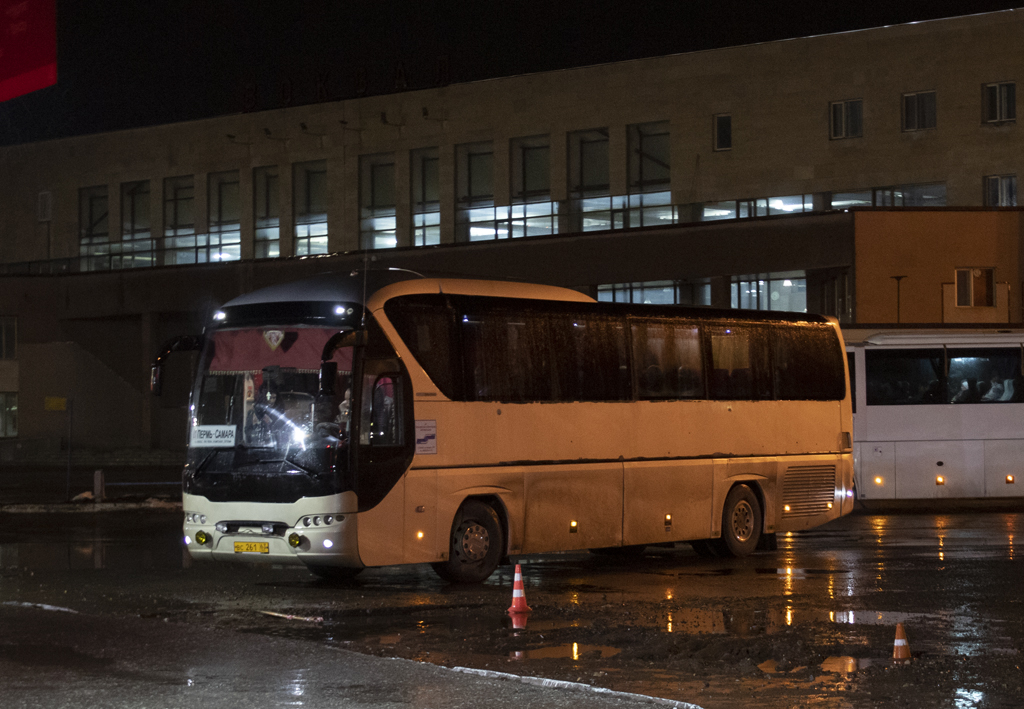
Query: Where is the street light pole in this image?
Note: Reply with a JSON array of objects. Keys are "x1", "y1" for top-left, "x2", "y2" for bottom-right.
[{"x1": 891, "y1": 275, "x2": 908, "y2": 324}]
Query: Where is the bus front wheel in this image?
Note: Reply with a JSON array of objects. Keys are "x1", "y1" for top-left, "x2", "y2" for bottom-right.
[
  {"x1": 432, "y1": 500, "x2": 504, "y2": 583},
  {"x1": 717, "y1": 484, "x2": 762, "y2": 557}
]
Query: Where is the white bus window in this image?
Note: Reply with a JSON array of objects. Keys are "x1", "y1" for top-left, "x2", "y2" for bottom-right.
[
  {"x1": 708, "y1": 324, "x2": 771, "y2": 400},
  {"x1": 632, "y1": 320, "x2": 704, "y2": 399},
  {"x1": 865, "y1": 349, "x2": 944, "y2": 405},
  {"x1": 774, "y1": 324, "x2": 846, "y2": 401},
  {"x1": 947, "y1": 348, "x2": 1021, "y2": 404}
]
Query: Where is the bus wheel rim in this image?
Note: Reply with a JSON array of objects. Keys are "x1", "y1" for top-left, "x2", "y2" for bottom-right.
[
  {"x1": 461, "y1": 523, "x2": 489, "y2": 561},
  {"x1": 732, "y1": 500, "x2": 754, "y2": 542}
]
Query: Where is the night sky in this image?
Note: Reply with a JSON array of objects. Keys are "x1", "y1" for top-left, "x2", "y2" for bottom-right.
[{"x1": 1, "y1": 0, "x2": 1020, "y2": 146}]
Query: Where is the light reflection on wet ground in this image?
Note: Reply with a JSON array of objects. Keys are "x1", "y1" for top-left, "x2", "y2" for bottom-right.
[{"x1": 2, "y1": 509, "x2": 1023, "y2": 707}]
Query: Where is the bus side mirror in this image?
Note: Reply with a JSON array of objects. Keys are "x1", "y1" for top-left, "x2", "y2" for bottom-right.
[
  {"x1": 151, "y1": 334, "x2": 203, "y2": 397},
  {"x1": 151, "y1": 364, "x2": 163, "y2": 396},
  {"x1": 319, "y1": 361, "x2": 338, "y2": 395}
]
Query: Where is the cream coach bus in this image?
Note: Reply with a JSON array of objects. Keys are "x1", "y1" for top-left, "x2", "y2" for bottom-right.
[{"x1": 152, "y1": 270, "x2": 854, "y2": 582}]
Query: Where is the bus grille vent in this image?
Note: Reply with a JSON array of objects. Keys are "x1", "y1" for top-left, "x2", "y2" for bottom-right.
[{"x1": 782, "y1": 465, "x2": 836, "y2": 518}]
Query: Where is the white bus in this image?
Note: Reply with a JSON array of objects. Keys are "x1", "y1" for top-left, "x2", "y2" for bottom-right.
[
  {"x1": 153, "y1": 271, "x2": 854, "y2": 582},
  {"x1": 846, "y1": 329, "x2": 1024, "y2": 501}
]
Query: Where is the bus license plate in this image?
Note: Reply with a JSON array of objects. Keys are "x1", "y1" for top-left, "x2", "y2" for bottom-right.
[{"x1": 234, "y1": 541, "x2": 270, "y2": 554}]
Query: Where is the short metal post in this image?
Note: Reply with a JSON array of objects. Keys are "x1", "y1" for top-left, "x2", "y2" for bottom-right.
[{"x1": 93, "y1": 469, "x2": 104, "y2": 502}]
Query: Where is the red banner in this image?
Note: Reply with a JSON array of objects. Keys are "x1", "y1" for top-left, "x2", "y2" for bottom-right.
[{"x1": 0, "y1": 0, "x2": 57, "y2": 102}]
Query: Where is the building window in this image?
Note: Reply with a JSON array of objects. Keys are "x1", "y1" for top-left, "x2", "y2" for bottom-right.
[
  {"x1": 510, "y1": 135, "x2": 557, "y2": 237},
  {"x1": 984, "y1": 174, "x2": 1017, "y2": 206},
  {"x1": 568, "y1": 128, "x2": 614, "y2": 232},
  {"x1": 730, "y1": 273, "x2": 807, "y2": 313},
  {"x1": 830, "y1": 99, "x2": 863, "y2": 139},
  {"x1": 411, "y1": 148, "x2": 440, "y2": 246},
  {"x1": 0, "y1": 392, "x2": 16, "y2": 438},
  {"x1": 456, "y1": 141, "x2": 501, "y2": 241},
  {"x1": 207, "y1": 171, "x2": 241, "y2": 262},
  {"x1": 0, "y1": 317, "x2": 15, "y2": 359},
  {"x1": 902, "y1": 91, "x2": 937, "y2": 131},
  {"x1": 627, "y1": 121, "x2": 672, "y2": 228},
  {"x1": 118, "y1": 181, "x2": 153, "y2": 268},
  {"x1": 984, "y1": 82, "x2": 1016, "y2": 123},
  {"x1": 294, "y1": 161, "x2": 328, "y2": 255},
  {"x1": 703, "y1": 194, "x2": 812, "y2": 221},
  {"x1": 596, "y1": 280, "x2": 711, "y2": 306},
  {"x1": 714, "y1": 114, "x2": 732, "y2": 150},
  {"x1": 253, "y1": 166, "x2": 279, "y2": 258},
  {"x1": 830, "y1": 183, "x2": 947, "y2": 208},
  {"x1": 956, "y1": 268, "x2": 995, "y2": 307},
  {"x1": 359, "y1": 153, "x2": 396, "y2": 250},
  {"x1": 78, "y1": 185, "x2": 109, "y2": 271},
  {"x1": 162, "y1": 176, "x2": 197, "y2": 265}
]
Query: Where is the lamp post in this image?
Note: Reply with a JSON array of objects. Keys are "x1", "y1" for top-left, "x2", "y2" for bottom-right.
[{"x1": 891, "y1": 275, "x2": 908, "y2": 324}]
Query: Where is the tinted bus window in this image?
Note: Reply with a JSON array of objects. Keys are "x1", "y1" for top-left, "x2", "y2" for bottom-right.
[
  {"x1": 707, "y1": 323, "x2": 772, "y2": 400},
  {"x1": 865, "y1": 349, "x2": 945, "y2": 405},
  {"x1": 847, "y1": 352, "x2": 856, "y2": 413},
  {"x1": 384, "y1": 295, "x2": 461, "y2": 400},
  {"x1": 773, "y1": 324, "x2": 846, "y2": 401},
  {"x1": 632, "y1": 320, "x2": 704, "y2": 399},
  {"x1": 460, "y1": 308, "x2": 631, "y2": 403},
  {"x1": 947, "y1": 347, "x2": 1021, "y2": 404}
]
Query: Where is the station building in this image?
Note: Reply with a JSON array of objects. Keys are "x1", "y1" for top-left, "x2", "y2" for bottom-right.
[{"x1": 1, "y1": 9, "x2": 1023, "y2": 460}]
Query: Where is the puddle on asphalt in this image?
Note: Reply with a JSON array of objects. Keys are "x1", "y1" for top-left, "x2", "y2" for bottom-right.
[
  {"x1": 0, "y1": 540, "x2": 186, "y2": 571},
  {"x1": 758, "y1": 656, "x2": 875, "y2": 675},
  {"x1": 510, "y1": 643, "x2": 620, "y2": 660}
]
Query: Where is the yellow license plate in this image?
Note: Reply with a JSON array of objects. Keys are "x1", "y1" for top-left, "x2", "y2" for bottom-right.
[{"x1": 234, "y1": 541, "x2": 270, "y2": 554}]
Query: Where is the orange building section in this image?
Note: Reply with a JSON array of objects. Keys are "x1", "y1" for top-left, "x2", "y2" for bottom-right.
[{"x1": 854, "y1": 210, "x2": 1024, "y2": 324}]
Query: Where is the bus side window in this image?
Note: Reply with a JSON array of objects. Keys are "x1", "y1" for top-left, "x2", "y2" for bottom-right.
[
  {"x1": 708, "y1": 323, "x2": 771, "y2": 400},
  {"x1": 361, "y1": 374, "x2": 403, "y2": 446}
]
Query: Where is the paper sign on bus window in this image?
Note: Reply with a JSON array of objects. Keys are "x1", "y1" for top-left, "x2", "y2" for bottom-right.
[
  {"x1": 415, "y1": 420, "x2": 437, "y2": 455},
  {"x1": 191, "y1": 425, "x2": 237, "y2": 448}
]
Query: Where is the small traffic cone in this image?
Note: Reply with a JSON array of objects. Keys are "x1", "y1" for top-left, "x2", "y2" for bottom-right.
[
  {"x1": 507, "y1": 563, "x2": 532, "y2": 614},
  {"x1": 892, "y1": 622, "x2": 911, "y2": 664}
]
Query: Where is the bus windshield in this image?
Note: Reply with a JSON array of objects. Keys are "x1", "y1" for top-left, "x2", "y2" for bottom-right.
[{"x1": 192, "y1": 326, "x2": 354, "y2": 459}]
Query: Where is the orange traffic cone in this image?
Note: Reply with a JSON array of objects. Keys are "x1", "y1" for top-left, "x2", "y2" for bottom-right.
[
  {"x1": 893, "y1": 622, "x2": 911, "y2": 664},
  {"x1": 507, "y1": 563, "x2": 532, "y2": 614}
]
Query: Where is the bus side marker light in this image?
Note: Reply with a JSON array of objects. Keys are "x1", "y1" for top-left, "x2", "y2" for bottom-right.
[
  {"x1": 569, "y1": 520, "x2": 578, "y2": 533},
  {"x1": 417, "y1": 531, "x2": 424, "y2": 540},
  {"x1": 936, "y1": 476, "x2": 945, "y2": 485},
  {"x1": 1007, "y1": 475, "x2": 1016, "y2": 484},
  {"x1": 827, "y1": 502, "x2": 833, "y2": 509},
  {"x1": 664, "y1": 514, "x2": 672, "y2": 529},
  {"x1": 195, "y1": 530, "x2": 209, "y2": 546},
  {"x1": 874, "y1": 477, "x2": 883, "y2": 485},
  {"x1": 288, "y1": 533, "x2": 303, "y2": 548},
  {"x1": 784, "y1": 505, "x2": 791, "y2": 512}
]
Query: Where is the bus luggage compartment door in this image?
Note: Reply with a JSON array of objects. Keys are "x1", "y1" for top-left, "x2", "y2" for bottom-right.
[
  {"x1": 623, "y1": 460, "x2": 713, "y2": 544},
  {"x1": 522, "y1": 463, "x2": 623, "y2": 553}
]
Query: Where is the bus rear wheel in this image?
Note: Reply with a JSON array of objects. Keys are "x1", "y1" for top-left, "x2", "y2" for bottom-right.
[
  {"x1": 432, "y1": 500, "x2": 504, "y2": 583},
  {"x1": 717, "y1": 484, "x2": 762, "y2": 557}
]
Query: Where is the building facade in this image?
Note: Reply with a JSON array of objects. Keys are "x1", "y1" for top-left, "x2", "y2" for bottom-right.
[{"x1": 1, "y1": 11, "x2": 1023, "y2": 458}]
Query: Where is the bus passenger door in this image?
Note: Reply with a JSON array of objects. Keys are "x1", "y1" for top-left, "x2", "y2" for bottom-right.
[{"x1": 623, "y1": 460, "x2": 714, "y2": 544}]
